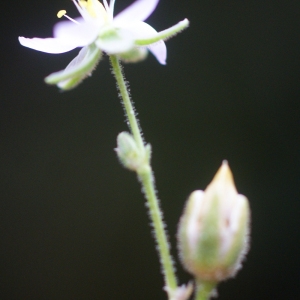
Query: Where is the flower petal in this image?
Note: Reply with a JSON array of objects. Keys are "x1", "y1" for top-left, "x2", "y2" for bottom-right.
[
  {"x1": 147, "y1": 41, "x2": 166, "y2": 65},
  {"x1": 113, "y1": 0, "x2": 159, "y2": 24},
  {"x1": 18, "y1": 36, "x2": 80, "y2": 54},
  {"x1": 119, "y1": 21, "x2": 167, "y2": 64},
  {"x1": 119, "y1": 21, "x2": 157, "y2": 39},
  {"x1": 96, "y1": 28, "x2": 135, "y2": 54},
  {"x1": 53, "y1": 18, "x2": 99, "y2": 47}
]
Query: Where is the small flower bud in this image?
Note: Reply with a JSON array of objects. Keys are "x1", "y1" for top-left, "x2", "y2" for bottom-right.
[
  {"x1": 115, "y1": 132, "x2": 150, "y2": 172},
  {"x1": 177, "y1": 161, "x2": 250, "y2": 283}
]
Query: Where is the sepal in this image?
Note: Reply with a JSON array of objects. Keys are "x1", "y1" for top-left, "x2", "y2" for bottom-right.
[
  {"x1": 118, "y1": 47, "x2": 148, "y2": 63},
  {"x1": 96, "y1": 27, "x2": 135, "y2": 54},
  {"x1": 135, "y1": 19, "x2": 189, "y2": 46},
  {"x1": 45, "y1": 43, "x2": 102, "y2": 90}
]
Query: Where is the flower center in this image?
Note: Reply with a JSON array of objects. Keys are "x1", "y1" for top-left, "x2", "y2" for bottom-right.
[{"x1": 79, "y1": 0, "x2": 108, "y2": 21}]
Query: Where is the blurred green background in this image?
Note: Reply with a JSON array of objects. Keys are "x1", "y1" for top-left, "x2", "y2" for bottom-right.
[{"x1": 1, "y1": 0, "x2": 300, "y2": 299}]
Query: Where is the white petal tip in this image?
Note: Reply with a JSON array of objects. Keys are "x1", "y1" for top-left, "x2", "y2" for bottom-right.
[
  {"x1": 18, "y1": 36, "x2": 79, "y2": 54},
  {"x1": 18, "y1": 36, "x2": 26, "y2": 45}
]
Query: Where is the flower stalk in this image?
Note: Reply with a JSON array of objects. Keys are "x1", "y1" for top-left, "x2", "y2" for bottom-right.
[
  {"x1": 109, "y1": 55, "x2": 143, "y2": 150},
  {"x1": 110, "y1": 54, "x2": 178, "y2": 294},
  {"x1": 195, "y1": 281, "x2": 216, "y2": 300}
]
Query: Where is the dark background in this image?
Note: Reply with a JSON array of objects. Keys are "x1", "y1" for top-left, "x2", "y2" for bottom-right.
[{"x1": 1, "y1": 0, "x2": 300, "y2": 299}]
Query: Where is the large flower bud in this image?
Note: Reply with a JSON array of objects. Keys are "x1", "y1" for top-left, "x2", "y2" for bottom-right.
[{"x1": 177, "y1": 161, "x2": 250, "y2": 283}]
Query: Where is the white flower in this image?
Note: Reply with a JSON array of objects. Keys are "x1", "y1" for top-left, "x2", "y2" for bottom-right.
[{"x1": 18, "y1": 0, "x2": 189, "y2": 89}]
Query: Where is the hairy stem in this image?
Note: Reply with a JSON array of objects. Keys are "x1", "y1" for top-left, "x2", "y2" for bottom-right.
[
  {"x1": 195, "y1": 281, "x2": 216, "y2": 300},
  {"x1": 109, "y1": 55, "x2": 178, "y2": 294},
  {"x1": 109, "y1": 55, "x2": 143, "y2": 150}
]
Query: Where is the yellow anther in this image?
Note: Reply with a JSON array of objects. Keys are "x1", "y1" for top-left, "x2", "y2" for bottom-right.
[
  {"x1": 57, "y1": 10, "x2": 67, "y2": 18},
  {"x1": 56, "y1": 9, "x2": 80, "y2": 24}
]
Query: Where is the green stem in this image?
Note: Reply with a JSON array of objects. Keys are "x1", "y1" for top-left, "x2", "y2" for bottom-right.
[
  {"x1": 109, "y1": 55, "x2": 144, "y2": 150},
  {"x1": 138, "y1": 167, "x2": 177, "y2": 291},
  {"x1": 195, "y1": 281, "x2": 216, "y2": 300},
  {"x1": 109, "y1": 55, "x2": 178, "y2": 293}
]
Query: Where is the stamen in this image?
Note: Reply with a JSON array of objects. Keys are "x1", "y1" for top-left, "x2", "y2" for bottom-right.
[
  {"x1": 103, "y1": 0, "x2": 109, "y2": 11},
  {"x1": 72, "y1": 0, "x2": 87, "y2": 19},
  {"x1": 57, "y1": 10, "x2": 80, "y2": 24},
  {"x1": 78, "y1": 0, "x2": 108, "y2": 20},
  {"x1": 109, "y1": 0, "x2": 115, "y2": 17},
  {"x1": 57, "y1": 10, "x2": 67, "y2": 18}
]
